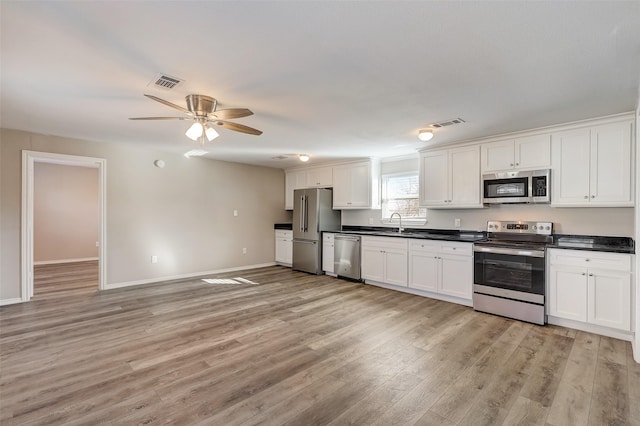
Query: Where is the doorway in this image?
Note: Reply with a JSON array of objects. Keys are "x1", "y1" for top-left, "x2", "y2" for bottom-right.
[{"x1": 21, "y1": 151, "x2": 106, "y2": 302}]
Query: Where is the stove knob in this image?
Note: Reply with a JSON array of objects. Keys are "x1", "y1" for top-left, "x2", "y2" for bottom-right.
[
  {"x1": 532, "y1": 225, "x2": 537, "y2": 230},
  {"x1": 545, "y1": 226, "x2": 550, "y2": 230}
]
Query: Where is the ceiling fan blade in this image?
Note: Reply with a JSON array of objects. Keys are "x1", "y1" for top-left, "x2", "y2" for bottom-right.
[
  {"x1": 129, "y1": 116, "x2": 190, "y2": 120},
  {"x1": 144, "y1": 94, "x2": 191, "y2": 114},
  {"x1": 208, "y1": 108, "x2": 254, "y2": 120},
  {"x1": 211, "y1": 120, "x2": 263, "y2": 135}
]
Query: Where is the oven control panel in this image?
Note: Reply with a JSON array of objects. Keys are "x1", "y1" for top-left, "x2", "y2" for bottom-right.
[{"x1": 486, "y1": 220, "x2": 553, "y2": 235}]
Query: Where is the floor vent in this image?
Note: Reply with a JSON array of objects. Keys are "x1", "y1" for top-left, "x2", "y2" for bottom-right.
[
  {"x1": 150, "y1": 73, "x2": 184, "y2": 90},
  {"x1": 430, "y1": 118, "x2": 465, "y2": 128}
]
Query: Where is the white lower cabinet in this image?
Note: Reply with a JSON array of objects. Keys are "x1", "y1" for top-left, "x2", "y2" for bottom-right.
[
  {"x1": 408, "y1": 240, "x2": 473, "y2": 301},
  {"x1": 548, "y1": 249, "x2": 631, "y2": 331},
  {"x1": 361, "y1": 237, "x2": 408, "y2": 286},
  {"x1": 322, "y1": 233, "x2": 335, "y2": 274},
  {"x1": 274, "y1": 230, "x2": 293, "y2": 266}
]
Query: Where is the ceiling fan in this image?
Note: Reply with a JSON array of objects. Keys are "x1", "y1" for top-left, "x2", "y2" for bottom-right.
[{"x1": 129, "y1": 94, "x2": 262, "y2": 143}]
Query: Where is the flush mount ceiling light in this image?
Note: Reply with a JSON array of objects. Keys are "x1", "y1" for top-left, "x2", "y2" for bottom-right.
[
  {"x1": 299, "y1": 154, "x2": 310, "y2": 162},
  {"x1": 418, "y1": 128, "x2": 434, "y2": 142}
]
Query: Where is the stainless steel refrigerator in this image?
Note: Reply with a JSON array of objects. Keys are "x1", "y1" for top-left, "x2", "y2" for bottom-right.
[{"x1": 292, "y1": 188, "x2": 341, "y2": 274}]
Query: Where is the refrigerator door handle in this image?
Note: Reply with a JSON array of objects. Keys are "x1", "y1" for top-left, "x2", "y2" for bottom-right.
[
  {"x1": 304, "y1": 195, "x2": 309, "y2": 232},
  {"x1": 299, "y1": 194, "x2": 305, "y2": 233}
]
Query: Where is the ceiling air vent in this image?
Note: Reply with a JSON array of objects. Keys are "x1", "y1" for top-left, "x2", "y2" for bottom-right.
[
  {"x1": 271, "y1": 155, "x2": 288, "y2": 160},
  {"x1": 430, "y1": 118, "x2": 465, "y2": 128},
  {"x1": 150, "y1": 73, "x2": 184, "y2": 90}
]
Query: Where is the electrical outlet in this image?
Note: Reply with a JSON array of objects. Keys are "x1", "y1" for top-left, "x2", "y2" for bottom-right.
[
  {"x1": 95, "y1": 241, "x2": 99, "y2": 247},
  {"x1": 151, "y1": 255, "x2": 158, "y2": 263},
  {"x1": 454, "y1": 218, "x2": 461, "y2": 228},
  {"x1": 242, "y1": 248, "x2": 247, "y2": 254},
  {"x1": 233, "y1": 209, "x2": 239, "y2": 217}
]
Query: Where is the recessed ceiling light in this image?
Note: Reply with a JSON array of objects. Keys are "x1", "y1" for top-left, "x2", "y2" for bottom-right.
[{"x1": 299, "y1": 154, "x2": 310, "y2": 162}]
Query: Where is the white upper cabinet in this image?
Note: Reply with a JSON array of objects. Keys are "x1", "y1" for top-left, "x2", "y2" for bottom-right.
[
  {"x1": 332, "y1": 159, "x2": 381, "y2": 209},
  {"x1": 284, "y1": 165, "x2": 333, "y2": 209},
  {"x1": 420, "y1": 145, "x2": 481, "y2": 208},
  {"x1": 552, "y1": 120, "x2": 633, "y2": 207},
  {"x1": 481, "y1": 134, "x2": 551, "y2": 172},
  {"x1": 305, "y1": 166, "x2": 333, "y2": 188},
  {"x1": 285, "y1": 170, "x2": 307, "y2": 210}
]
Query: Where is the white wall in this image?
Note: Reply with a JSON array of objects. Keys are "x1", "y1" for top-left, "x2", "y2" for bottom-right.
[
  {"x1": 34, "y1": 163, "x2": 99, "y2": 262},
  {"x1": 0, "y1": 129, "x2": 291, "y2": 300}
]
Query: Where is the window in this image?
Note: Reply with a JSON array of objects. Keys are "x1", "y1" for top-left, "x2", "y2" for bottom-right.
[{"x1": 381, "y1": 172, "x2": 425, "y2": 219}]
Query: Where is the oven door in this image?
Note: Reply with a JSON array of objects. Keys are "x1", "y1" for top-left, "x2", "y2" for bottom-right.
[{"x1": 473, "y1": 250, "x2": 545, "y2": 304}]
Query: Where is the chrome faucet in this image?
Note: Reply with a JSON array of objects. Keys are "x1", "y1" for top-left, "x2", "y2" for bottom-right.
[{"x1": 390, "y1": 212, "x2": 404, "y2": 233}]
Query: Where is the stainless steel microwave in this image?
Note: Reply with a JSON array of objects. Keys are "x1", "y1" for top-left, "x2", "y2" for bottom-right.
[{"x1": 482, "y1": 169, "x2": 550, "y2": 204}]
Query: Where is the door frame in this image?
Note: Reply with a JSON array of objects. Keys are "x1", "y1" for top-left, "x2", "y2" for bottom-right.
[{"x1": 21, "y1": 150, "x2": 107, "y2": 301}]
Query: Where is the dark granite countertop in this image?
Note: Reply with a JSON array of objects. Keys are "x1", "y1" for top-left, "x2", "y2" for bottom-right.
[
  {"x1": 549, "y1": 234, "x2": 635, "y2": 254},
  {"x1": 336, "y1": 226, "x2": 486, "y2": 243},
  {"x1": 274, "y1": 223, "x2": 293, "y2": 230}
]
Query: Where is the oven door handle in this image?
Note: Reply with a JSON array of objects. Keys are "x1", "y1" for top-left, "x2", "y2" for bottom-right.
[{"x1": 473, "y1": 246, "x2": 545, "y2": 258}]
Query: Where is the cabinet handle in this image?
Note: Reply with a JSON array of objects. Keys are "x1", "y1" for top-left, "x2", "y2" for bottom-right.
[
  {"x1": 591, "y1": 195, "x2": 595, "y2": 198},
  {"x1": 585, "y1": 259, "x2": 590, "y2": 262},
  {"x1": 582, "y1": 273, "x2": 586, "y2": 276},
  {"x1": 515, "y1": 162, "x2": 519, "y2": 166},
  {"x1": 588, "y1": 273, "x2": 594, "y2": 277},
  {"x1": 510, "y1": 163, "x2": 514, "y2": 167},
  {"x1": 584, "y1": 195, "x2": 589, "y2": 199}
]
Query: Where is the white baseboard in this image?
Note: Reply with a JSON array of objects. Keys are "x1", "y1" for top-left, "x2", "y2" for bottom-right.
[
  {"x1": 634, "y1": 336, "x2": 640, "y2": 363},
  {"x1": 105, "y1": 262, "x2": 277, "y2": 290},
  {"x1": 0, "y1": 298, "x2": 23, "y2": 306},
  {"x1": 547, "y1": 316, "x2": 633, "y2": 342},
  {"x1": 34, "y1": 257, "x2": 99, "y2": 265}
]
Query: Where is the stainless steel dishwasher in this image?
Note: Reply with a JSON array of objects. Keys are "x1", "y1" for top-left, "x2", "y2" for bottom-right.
[{"x1": 334, "y1": 234, "x2": 361, "y2": 280}]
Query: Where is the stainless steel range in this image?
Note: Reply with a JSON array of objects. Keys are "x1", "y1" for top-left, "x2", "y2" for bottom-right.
[{"x1": 473, "y1": 220, "x2": 553, "y2": 325}]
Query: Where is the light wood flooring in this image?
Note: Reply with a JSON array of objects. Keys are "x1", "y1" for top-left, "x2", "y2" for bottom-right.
[
  {"x1": 33, "y1": 261, "x2": 98, "y2": 298},
  {"x1": 1, "y1": 265, "x2": 638, "y2": 425}
]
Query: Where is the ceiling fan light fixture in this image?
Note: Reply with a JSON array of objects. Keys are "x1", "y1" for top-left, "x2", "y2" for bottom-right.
[
  {"x1": 418, "y1": 128, "x2": 434, "y2": 142},
  {"x1": 185, "y1": 121, "x2": 204, "y2": 140},
  {"x1": 299, "y1": 154, "x2": 310, "y2": 162},
  {"x1": 205, "y1": 126, "x2": 219, "y2": 141}
]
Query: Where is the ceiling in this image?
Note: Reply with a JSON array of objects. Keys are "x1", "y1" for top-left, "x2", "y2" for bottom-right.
[{"x1": 2, "y1": 1, "x2": 640, "y2": 169}]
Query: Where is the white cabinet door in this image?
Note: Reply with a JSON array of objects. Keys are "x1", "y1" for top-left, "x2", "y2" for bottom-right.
[
  {"x1": 420, "y1": 150, "x2": 448, "y2": 206},
  {"x1": 552, "y1": 121, "x2": 633, "y2": 207},
  {"x1": 274, "y1": 231, "x2": 293, "y2": 265},
  {"x1": 515, "y1": 134, "x2": 551, "y2": 170},
  {"x1": 449, "y1": 146, "x2": 481, "y2": 207},
  {"x1": 322, "y1": 239, "x2": 334, "y2": 273},
  {"x1": 590, "y1": 122, "x2": 632, "y2": 205},
  {"x1": 285, "y1": 170, "x2": 307, "y2": 210},
  {"x1": 306, "y1": 166, "x2": 333, "y2": 188},
  {"x1": 408, "y1": 251, "x2": 439, "y2": 292},
  {"x1": 347, "y1": 162, "x2": 371, "y2": 207},
  {"x1": 481, "y1": 135, "x2": 550, "y2": 172},
  {"x1": 439, "y1": 254, "x2": 472, "y2": 299},
  {"x1": 481, "y1": 140, "x2": 514, "y2": 172},
  {"x1": 383, "y1": 248, "x2": 408, "y2": 287},
  {"x1": 552, "y1": 128, "x2": 592, "y2": 205},
  {"x1": 361, "y1": 246, "x2": 384, "y2": 282},
  {"x1": 332, "y1": 161, "x2": 374, "y2": 209},
  {"x1": 548, "y1": 265, "x2": 588, "y2": 322},
  {"x1": 588, "y1": 269, "x2": 631, "y2": 330},
  {"x1": 420, "y1": 147, "x2": 480, "y2": 208}
]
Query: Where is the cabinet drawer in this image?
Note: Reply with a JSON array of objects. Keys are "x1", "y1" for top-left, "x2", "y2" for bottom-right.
[
  {"x1": 362, "y1": 236, "x2": 408, "y2": 251},
  {"x1": 548, "y1": 248, "x2": 631, "y2": 272},
  {"x1": 409, "y1": 240, "x2": 441, "y2": 252},
  {"x1": 275, "y1": 230, "x2": 292, "y2": 239},
  {"x1": 410, "y1": 240, "x2": 472, "y2": 256},
  {"x1": 323, "y1": 233, "x2": 335, "y2": 242},
  {"x1": 441, "y1": 242, "x2": 473, "y2": 256}
]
